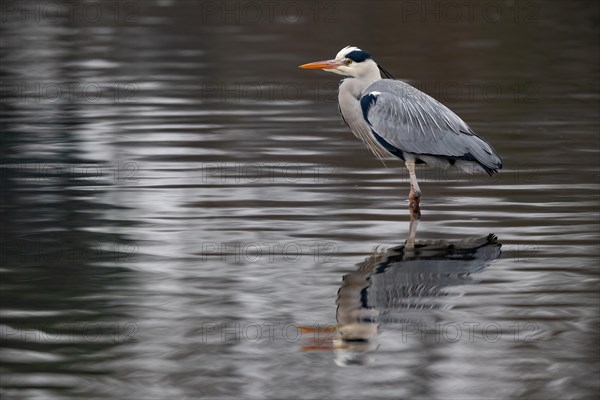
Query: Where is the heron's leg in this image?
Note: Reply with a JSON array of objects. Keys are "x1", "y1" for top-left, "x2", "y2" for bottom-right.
[
  {"x1": 406, "y1": 201, "x2": 421, "y2": 247},
  {"x1": 405, "y1": 160, "x2": 421, "y2": 204}
]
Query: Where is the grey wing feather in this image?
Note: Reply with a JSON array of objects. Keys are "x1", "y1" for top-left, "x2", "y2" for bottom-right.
[{"x1": 361, "y1": 80, "x2": 502, "y2": 173}]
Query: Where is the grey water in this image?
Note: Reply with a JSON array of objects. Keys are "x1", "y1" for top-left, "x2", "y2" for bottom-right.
[{"x1": 1, "y1": 1, "x2": 599, "y2": 399}]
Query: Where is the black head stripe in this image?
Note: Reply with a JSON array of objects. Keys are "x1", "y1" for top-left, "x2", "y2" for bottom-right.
[
  {"x1": 345, "y1": 50, "x2": 371, "y2": 63},
  {"x1": 378, "y1": 64, "x2": 395, "y2": 79}
]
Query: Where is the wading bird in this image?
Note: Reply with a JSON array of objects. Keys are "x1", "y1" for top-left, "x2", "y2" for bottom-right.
[{"x1": 299, "y1": 46, "x2": 502, "y2": 207}]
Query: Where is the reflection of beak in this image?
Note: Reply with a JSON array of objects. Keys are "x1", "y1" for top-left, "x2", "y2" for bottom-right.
[{"x1": 298, "y1": 59, "x2": 341, "y2": 70}]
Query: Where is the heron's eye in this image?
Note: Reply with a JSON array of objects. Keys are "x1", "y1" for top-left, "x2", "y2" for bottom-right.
[{"x1": 344, "y1": 59, "x2": 353, "y2": 66}]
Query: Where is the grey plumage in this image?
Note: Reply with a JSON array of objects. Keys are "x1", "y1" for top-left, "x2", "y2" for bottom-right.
[
  {"x1": 300, "y1": 46, "x2": 502, "y2": 201},
  {"x1": 358, "y1": 80, "x2": 502, "y2": 175}
]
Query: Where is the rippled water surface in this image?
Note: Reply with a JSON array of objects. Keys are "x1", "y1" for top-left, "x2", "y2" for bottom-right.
[{"x1": 1, "y1": 1, "x2": 599, "y2": 399}]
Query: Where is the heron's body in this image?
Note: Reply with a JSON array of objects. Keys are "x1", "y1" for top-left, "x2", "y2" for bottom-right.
[
  {"x1": 300, "y1": 46, "x2": 502, "y2": 205},
  {"x1": 340, "y1": 78, "x2": 501, "y2": 174}
]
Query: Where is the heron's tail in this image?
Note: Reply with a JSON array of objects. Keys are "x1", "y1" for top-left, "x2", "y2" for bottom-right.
[{"x1": 463, "y1": 133, "x2": 502, "y2": 175}]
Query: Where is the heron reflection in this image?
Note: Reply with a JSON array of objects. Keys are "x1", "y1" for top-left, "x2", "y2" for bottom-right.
[{"x1": 302, "y1": 211, "x2": 501, "y2": 366}]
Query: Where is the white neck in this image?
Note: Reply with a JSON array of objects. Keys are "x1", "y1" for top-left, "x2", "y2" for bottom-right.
[
  {"x1": 357, "y1": 60, "x2": 384, "y2": 86},
  {"x1": 341, "y1": 76, "x2": 381, "y2": 101}
]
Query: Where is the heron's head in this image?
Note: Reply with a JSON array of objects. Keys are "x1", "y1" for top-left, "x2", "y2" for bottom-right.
[{"x1": 299, "y1": 46, "x2": 381, "y2": 79}]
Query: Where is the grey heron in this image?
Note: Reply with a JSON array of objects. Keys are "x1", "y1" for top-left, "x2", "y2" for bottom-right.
[{"x1": 299, "y1": 46, "x2": 502, "y2": 206}]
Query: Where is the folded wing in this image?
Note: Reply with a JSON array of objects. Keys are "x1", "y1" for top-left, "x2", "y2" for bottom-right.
[{"x1": 360, "y1": 80, "x2": 502, "y2": 174}]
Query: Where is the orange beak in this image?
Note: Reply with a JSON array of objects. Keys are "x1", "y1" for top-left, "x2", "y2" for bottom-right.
[{"x1": 298, "y1": 59, "x2": 342, "y2": 70}]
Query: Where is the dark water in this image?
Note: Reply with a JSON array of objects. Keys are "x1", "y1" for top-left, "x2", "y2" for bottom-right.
[{"x1": 1, "y1": 1, "x2": 599, "y2": 399}]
